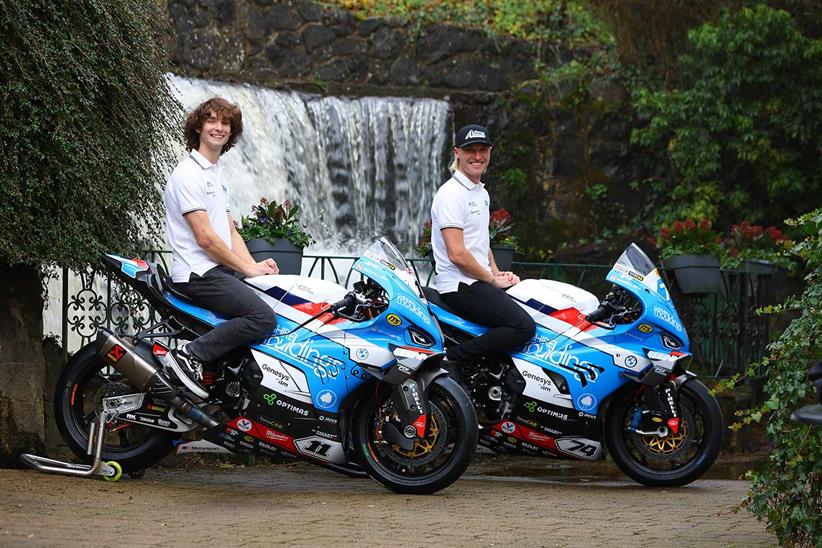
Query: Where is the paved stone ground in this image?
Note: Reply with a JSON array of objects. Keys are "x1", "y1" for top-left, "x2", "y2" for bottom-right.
[{"x1": 0, "y1": 455, "x2": 774, "y2": 547}]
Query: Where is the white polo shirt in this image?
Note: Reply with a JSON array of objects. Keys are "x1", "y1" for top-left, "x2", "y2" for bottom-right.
[
  {"x1": 164, "y1": 150, "x2": 233, "y2": 282},
  {"x1": 430, "y1": 169, "x2": 491, "y2": 293}
]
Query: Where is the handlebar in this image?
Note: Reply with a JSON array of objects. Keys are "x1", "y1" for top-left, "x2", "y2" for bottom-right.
[
  {"x1": 329, "y1": 292, "x2": 358, "y2": 312},
  {"x1": 585, "y1": 301, "x2": 624, "y2": 323}
]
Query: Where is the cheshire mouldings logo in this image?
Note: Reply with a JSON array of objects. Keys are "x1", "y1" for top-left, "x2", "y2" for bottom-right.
[
  {"x1": 395, "y1": 295, "x2": 431, "y2": 325},
  {"x1": 653, "y1": 306, "x2": 682, "y2": 332}
]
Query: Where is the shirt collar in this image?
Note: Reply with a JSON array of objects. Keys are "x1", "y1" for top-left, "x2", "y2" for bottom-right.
[
  {"x1": 189, "y1": 149, "x2": 218, "y2": 170},
  {"x1": 453, "y1": 169, "x2": 484, "y2": 190}
]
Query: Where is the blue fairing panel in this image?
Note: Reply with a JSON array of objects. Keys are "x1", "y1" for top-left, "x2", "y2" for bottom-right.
[
  {"x1": 164, "y1": 293, "x2": 227, "y2": 326},
  {"x1": 429, "y1": 303, "x2": 489, "y2": 338}
]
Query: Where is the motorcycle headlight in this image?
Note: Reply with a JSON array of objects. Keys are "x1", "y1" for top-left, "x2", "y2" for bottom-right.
[{"x1": 661, "y1": 332, "x2": 682, "y2": 350}]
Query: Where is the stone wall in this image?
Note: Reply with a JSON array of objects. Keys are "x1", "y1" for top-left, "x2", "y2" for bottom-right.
[{"x1": 166, "y1": 0, "x2": 539, "y2": 98}]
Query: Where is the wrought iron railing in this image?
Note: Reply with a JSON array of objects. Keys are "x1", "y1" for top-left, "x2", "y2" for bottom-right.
[{"x1": 57, "y1": 251, "x2": 780, "y2": 378}]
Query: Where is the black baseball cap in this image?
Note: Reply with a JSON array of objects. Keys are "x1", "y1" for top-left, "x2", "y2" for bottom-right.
[{"x1": 455, "y1": 124, "x2": 493, "y2": 148}]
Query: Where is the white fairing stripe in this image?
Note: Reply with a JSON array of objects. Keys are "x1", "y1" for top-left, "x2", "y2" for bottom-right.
[
  {"x1": 516, "y1": 302, "x2": 652, "y2": 371},
  {"x1": 253, "y1": 350, "x2": 313, "y2": 404},
  {"x1": 512, "y1": 358, "x2": 575, "y2": 409}
]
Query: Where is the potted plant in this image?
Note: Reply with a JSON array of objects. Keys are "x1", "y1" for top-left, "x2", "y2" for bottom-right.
[
  {"x1": 658, "y1": 218, "x2": 726, "y2": 295},
  {"x1": 722, "y1": 221, "x2": 793, "y2": 274},
  {"x1": 489, "y1": 208, "x2": 519, "y2": 271},
  {"x1": 238, "y1": 197, "x2": 314, "y2": 275}
]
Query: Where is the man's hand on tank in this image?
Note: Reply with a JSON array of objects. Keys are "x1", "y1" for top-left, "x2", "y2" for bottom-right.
[
  {"x1": 244, "y1": 260, "x2": 279, "y2": 277},
  {"x1": 491, "y1": 274, "x2": 514, "y2": 289},
  {"x1": 263, "y1": 258, "x2": 280, "y2": 274}
]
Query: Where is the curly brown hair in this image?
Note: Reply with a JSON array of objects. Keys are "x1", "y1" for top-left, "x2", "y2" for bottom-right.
[{"x1": 183, "y1": 97, "x2": 243, "y2": 154}]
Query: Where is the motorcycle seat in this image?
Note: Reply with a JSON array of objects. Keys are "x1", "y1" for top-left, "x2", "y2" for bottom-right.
[{"x1": 422, "y1": 286, "x2": 460, "y2": 315}]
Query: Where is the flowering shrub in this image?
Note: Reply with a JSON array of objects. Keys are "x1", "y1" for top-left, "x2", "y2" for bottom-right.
[
  {"x1": 722, "y1": 221, "x2": 793, "y2": 270},
  {"x1": 489, "y1": 208, "x2": 519, "y2": 250},
  {"x1": 238, "y1": 197, "x2": 314, "y2": 249},
  {"x1": 657, "y1": 218, "x2": 722, "y2": 260},
  {"x1": 416, "y1": 219, "x2": 433, "y2": 256},
  {"x1": 416, "y1": 208, "x2": 519, "y2": 257}
]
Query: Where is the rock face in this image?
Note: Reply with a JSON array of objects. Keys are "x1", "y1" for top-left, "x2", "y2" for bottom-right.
[{"x1": 168, "y1": 0, "x2": 538, "y2": 96}]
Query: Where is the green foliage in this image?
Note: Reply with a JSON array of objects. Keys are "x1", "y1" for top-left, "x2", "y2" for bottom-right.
[
  {"x1": 327, "y1": 0, "x2": 610, "y2": 46},
  {"x1": 632, "y1": 5, "x2": 822, "y2": 228},
  {"x1": 0, "y1": 0, "x2": 181, "y2": 270},
  {"x1": 730, "y1": 209, "x2": 822, "y2": 546},
  {"x1": 238, "y1": 197, "x2": 314, "y2": 250}
]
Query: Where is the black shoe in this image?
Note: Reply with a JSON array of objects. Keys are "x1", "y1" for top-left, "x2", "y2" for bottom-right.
[{"x1": 168, "y1": 345, "x2": 208, "y2": 399}]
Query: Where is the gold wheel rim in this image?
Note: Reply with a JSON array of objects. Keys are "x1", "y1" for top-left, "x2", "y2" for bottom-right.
[{"x1": 641, "y1": 418, "x2": 688, "y2": 454}]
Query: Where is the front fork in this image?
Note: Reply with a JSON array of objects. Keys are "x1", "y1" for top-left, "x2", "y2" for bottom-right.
[
  {"x1": 627, "y1": 374, "x2": 686, "y2": 437},
  {"x1": 365, "y1": 357, "x2": 449, "y2": 451}
]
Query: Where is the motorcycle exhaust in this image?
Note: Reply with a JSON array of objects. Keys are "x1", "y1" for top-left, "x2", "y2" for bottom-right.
[{"x1": 95, "y1": 329, "x2": 218, "y2": 428}]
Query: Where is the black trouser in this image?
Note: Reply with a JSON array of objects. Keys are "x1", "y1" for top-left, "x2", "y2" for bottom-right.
[
  {"x1": 174, "y1": 266, "x2": 278, "y2": 362},
  {"x1": 441, "y1": 281, "x2": 536, "y2": 362}
]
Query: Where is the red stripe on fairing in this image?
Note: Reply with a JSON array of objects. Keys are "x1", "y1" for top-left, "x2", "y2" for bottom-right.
[
  {"x1": 227, "y1": 417, "x2": 295, "y2": 451},
  {"x1": 492, "y1": 421, "x2": 558, "y2": 451},
  {"x1": 396, "y1": 345, "x2": 435, "y2": 355},
  {"x1": 291, "y1": 302, "x2": 346, "y2": 325},
  {"x1": 548, "y1": 307, "x2": 597, "y2": 332}
]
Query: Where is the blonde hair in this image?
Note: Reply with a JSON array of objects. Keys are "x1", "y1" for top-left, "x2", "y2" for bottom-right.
[{"x1": 450, "y1": 156, "x2": 459, "y2": 173}]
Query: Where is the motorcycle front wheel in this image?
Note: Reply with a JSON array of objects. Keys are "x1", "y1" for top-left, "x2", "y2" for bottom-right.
[
  {"x1": 54, "y1": 342, "x2": 178, "y2": 473},
  {"x1": 606, "y1": 379, "x2": 723, "y2": 487},
  {"x1": 352, "y1": 376, "x2": 478, "y2": 494}
]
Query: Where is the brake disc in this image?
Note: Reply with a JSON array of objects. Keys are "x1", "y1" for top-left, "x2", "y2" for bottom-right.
[
  {"x1": 634, "y1": 406, "x2": 696, "y2": 461},
  {"x1": 378, "y1": 403, "x2": 449, "y2": 467}
]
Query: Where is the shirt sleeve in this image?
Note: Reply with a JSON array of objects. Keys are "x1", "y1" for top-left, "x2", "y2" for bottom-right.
[
  {"x1": 170, "y1": 171, "x2": 207, "y2": 216},
  {"x1": 433, "y1": 185, "x2": 467, "y2": 230}
]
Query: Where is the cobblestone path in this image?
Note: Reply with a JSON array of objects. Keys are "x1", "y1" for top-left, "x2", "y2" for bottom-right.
[{"x1": 0, "y1": 455, "x2": 774, "y2": 547}]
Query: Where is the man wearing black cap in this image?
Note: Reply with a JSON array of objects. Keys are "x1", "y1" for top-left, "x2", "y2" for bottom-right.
[{"x1": 430, "y1": 124, "x2": 536, "y2": 373}]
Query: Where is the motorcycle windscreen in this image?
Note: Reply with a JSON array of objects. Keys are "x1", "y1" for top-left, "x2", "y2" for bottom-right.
[
  {"x1": 355, "y1": 237, "x2": 425, "y2": 300},
  {"x1": 605, "y1": 243, "x2": 686, "y2": 340}
]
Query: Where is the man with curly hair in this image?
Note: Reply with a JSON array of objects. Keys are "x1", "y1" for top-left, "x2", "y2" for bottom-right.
[{"x1": 164, "y1": 97, "x2": 278, "y2": 397}]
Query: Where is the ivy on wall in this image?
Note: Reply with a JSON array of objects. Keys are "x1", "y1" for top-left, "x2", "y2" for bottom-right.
[{"x1": 0, "y1": 0, "x2": 181, "y2": 271}]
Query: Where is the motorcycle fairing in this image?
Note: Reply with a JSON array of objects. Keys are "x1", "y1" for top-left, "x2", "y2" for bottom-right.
[{"x1": 605, "y1": 243, "x2": 689, "y2": 348}]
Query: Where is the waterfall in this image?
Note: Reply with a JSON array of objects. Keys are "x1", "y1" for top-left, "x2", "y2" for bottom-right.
[
  {"x1": 170, "y1": 75, "x2": 450, "y2": 254},
  {"x1": 44, "y1": 76, "x2": 450, "y2": 347}
]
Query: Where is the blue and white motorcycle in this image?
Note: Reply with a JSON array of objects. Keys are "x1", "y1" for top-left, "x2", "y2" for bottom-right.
[
  {"x1": 423, "y1": 244, "x2": 723, "y2": 486},
  {"x1": 54, "y1": 239, "x2": 478, "y2": 494}
]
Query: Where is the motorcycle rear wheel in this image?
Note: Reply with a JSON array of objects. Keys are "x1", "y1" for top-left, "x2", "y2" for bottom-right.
[
  {"x1": 54, "y1": 342, "x2": 178, "y2": 473},
  {"x1": 606, "y1": 379, "x2": 723, "y2": 487},
  {"x1": 352, "y1": 376, "x2": 478, "y2": 494}
]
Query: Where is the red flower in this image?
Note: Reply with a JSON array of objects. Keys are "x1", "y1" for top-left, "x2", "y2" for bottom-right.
[
  {"x1": 684, "y1": 218, "x2": 696, "y2": 231},
  {"x1": 490, "y1": 208, "x2": 512, "y2": 224},
  {"x1": 698, "y1": 218, "x2": 711, "y2": 231},
  {"x1": 673, "y1": 220, "x2": 683, "y2": 233},
  {"x1": 660, "y1": 226, "x2": 671, "y2": 240}
]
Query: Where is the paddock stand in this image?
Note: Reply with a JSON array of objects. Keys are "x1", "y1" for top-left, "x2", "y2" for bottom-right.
[{"x1": 19, "y1": 395, "x2": 129, "y2": 482}]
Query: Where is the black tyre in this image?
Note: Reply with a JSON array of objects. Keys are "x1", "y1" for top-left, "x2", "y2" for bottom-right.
[
  {"x1": 606, "y1": 379, "x2": 723, "y2": 487},
  {"x1": 54, "y1": 342, "x2": 177, "y2": 473},
  {"x1": 352, "y1": 376, "x2": 478, "y2": 494}
]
